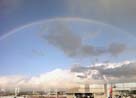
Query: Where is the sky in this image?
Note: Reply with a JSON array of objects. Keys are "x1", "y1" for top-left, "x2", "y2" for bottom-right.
[{"x1": 0, "y1": 0, "x2": 136, "y2": 89}]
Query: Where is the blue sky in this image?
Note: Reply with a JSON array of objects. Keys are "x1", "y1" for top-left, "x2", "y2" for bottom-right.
[{"x1": 0, "y1": 0, "x2": 136, "y2": 76}]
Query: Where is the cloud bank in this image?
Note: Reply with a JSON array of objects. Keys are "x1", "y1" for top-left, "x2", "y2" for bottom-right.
[
  {"x1": 0, "y1": 69, "x2": 79, "y2": 90},
  {"x1": 71, "y1": 61, "x2": 136, "y2": 83},
  {"x1": 0, "y1": 61, "x2": 136, "y2": 90}
]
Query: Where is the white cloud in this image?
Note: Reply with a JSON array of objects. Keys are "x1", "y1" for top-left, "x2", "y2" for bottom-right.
[
  {"x1": 0, "y1": 61, "x2": 136, "y2": 90},
  {"x1": 0, "y1": 69, "x2": 79, "y2": 90}
]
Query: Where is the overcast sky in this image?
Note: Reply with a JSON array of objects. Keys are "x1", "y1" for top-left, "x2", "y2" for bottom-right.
[{"x1": 1, "y1": 0, "x2": 136, "y2": 36}]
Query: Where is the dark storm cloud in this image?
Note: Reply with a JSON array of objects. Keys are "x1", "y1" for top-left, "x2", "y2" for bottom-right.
[{"x1": 40, "y1": 21, "x2": 126, "y2": 58}]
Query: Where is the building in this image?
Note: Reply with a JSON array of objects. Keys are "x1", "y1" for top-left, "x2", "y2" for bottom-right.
[{"x1": 66, "y1": 82, "x2": 136, "y2": 98}]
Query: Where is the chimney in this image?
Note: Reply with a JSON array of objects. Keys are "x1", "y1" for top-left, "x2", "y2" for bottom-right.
[{"x1": 104, "y1": 84, "x2": 107, "y2": 97}]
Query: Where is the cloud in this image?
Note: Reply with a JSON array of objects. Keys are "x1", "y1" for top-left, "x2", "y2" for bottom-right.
[
  {"x1": 0, "y1": 69, "x2": 79, "y2": 90},
  {"x1": 66, "y1": 0, "x2": 136, "y2": 35},
  {"x1": 0, "y1": 75, "x2": 27, "y2": 89},
  {"x1": 70, "y1": 61, "x2": 136, "y2": 83},
  {"x1": 108, "y1": 43, "x2": 126, "y2": 56},
  {"x1": 0, "y1": 61, "x2": 136, "y2": 90},
  {"x1": 71, "y1": 64, "x2": 90, "y2": 73},
  {"x1": 40, "y1": 20, "x2": 126, "y2": 58},
  {"x1": 97, "y1": 61, "x2": 136, "y2": 79},
  {"x1": 42, "y1": 21, "x2": 82, "y2": 58},
  {"x1": 0, "y1": 0, "x2": 21, "y2": 15}
]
